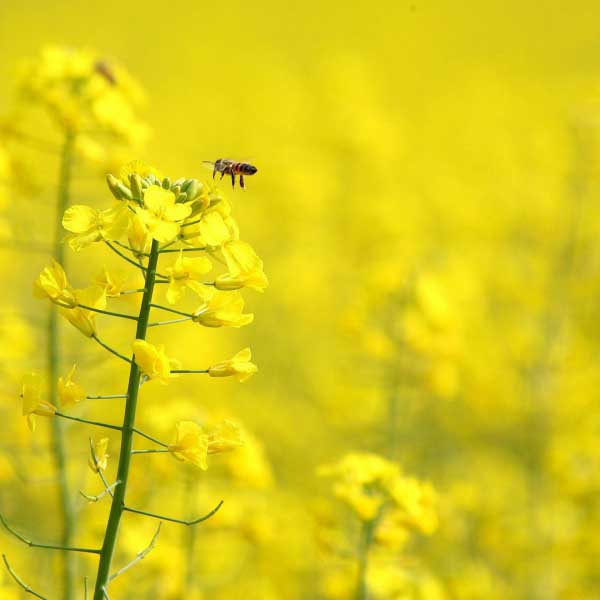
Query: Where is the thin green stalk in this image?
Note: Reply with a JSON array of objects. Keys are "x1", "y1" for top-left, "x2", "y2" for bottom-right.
[
  {"x1": 355, "y1": 518, "x2": 377, "y2": 600},
  {"x1": 48, "y1": 130, "x2": 76, "y2": 600},
  {"x1": 93, "y1": 239, "x2": 161, "y2": 600}
]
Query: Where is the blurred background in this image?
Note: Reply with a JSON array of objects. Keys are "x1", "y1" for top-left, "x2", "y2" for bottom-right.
[{"x1": 1, "y1": 1, "x2": 600, "y2": 598}]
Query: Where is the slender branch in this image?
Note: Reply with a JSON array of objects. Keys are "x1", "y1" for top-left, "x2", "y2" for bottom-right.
[
  {"x1": 104, "y1": 241, "x2": 148, "y2": 273},
  {"x1": 132, "y1": 428, "x2": 169, "y2": 448},
  {"x1": 159, "y1": 246, "x2": 207, "y2": 253},
  {"x1": 86, "y1": 394, "x2": 128, "y2": 400},
  {"x1": 0, "y1": 513, "x2": 101, "y2": 554},
  {"x1": 78, "y1": 304, "x2": 138, "y2": 321},
  {"x1": 147, "y1": 317, "x2": 192, "y2": 327},
  {"x1": 108, "y1": 524, "x2": 161, "y2": 583},
  {"x1": 92, "y1": 335, "x2": 133, "y2": 364},
  {"x1": 80, "y1": 481, "x2": 120, "y2": 502},
  {"x1": 3, "y1": 554, "x2": 50, "y2": 599},
  {"x1": 150, "y1": 303, "x2": 194, "y2": 318},
  {"x1": 112, "y1": 240, "x2": 149, "y2": 257},
  {"x1": 180, "y1": 218, "x2": 202, "y2": 228},
  {"x1": 55, "y1": 412, "x2": 122, "y2": 432},
  {"x1": 119, "y1": 289, "x2": 146, "y2": 295},
  {"x1": 123, "y1": 499, "x2": 223, "y2": 526},
  {"x1": 172, "y1": 369, "x2": 209, "y2": 374},
  {"x1": 131, "y1": 449, "x2": 169, "y2": 455}
]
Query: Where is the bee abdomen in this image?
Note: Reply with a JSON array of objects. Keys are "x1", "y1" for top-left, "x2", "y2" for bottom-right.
[{"x1": 237, "y1": 163, "x2": 258, "y2": 175}]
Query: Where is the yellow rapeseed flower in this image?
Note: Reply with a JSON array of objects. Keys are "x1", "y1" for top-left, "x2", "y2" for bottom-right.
[
  {"x1": 57, "y1": 364, "x2": 86, "y2": 407},
  {"x1": 168, "y1": 421, "x2": 209, "y2": 470},
  {"x1": 181, "y1": 210, "x2": 238, "y2": 248},
  {"x1": 208, "y1": 348, "x2": 258, "y2": 382},
  {"x1": 21, "y1": 373, "x2": 56, "y2": 432},
  {"x1": 216, "y1": 240, "x2": 268, "y2": 292},
  {"x1": 165, "y1": 251, "x2": 213, "y2": 305},
  {"x1": 135, "y1": 185, "x2": 192, "y2": 243},
  {"x1": 62, "y1": 203, "x2": 129, "y2": 251},
  {"x1": 88, "y1": 437, "x2": 109, "y2": 472},
  {"x1": 132, "y1": 339, "x2": 180, "y2": 384},
  {"x1": 192, "y1": 291, "x2": 254, "y2": 328},
  {"x1": 33, "y1": 259, "x2": 77, "y2": 307},
  {"x1": 94, "y1": 267, "x2": 125, "y2": 297}
]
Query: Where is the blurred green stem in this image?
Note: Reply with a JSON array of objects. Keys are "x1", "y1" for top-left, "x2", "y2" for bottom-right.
[
  {"x1": 355, "y1": 518, "x2": 377, "y2": 600},
  {"x1": 49, "y1": 130, "x2": 76, "y2": 600},
  {"x1": 93, "y1": 239, "x2": 160, "y2": 600}
]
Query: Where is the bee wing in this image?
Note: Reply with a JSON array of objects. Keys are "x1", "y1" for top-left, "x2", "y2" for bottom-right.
[{"x1": 201, "y1": 160, "x2": 216, "y2": 169}]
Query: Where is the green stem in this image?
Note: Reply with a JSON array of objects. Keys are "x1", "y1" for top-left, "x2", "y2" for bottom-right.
[
  {"x1": 355, "y1": 518, "x2": 377, "y2": 600},
  {"x1": 48, "y1": 130, "x2": 76, "y2": 600},
  {"x1": 93, "y1": 239, "x2": 161, "y2": 600}
]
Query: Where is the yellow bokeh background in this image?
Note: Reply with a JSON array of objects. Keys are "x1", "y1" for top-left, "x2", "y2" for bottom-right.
[{"x1": 1, "y1": 1, "x2": 600, "y2": 599}]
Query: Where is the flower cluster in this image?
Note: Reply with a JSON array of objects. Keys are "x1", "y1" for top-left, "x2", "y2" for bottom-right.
[
  {"x1": 14, "y1": 46, "x2": 148, "y2": 144},
  {"x1": 317, "y1": 453, "x2": 438, "y2": 598}
]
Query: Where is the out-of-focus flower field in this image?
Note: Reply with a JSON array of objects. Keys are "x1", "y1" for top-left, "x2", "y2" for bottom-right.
[{"x1": 1, "y1": 1, "x2": 600, "y2": 599}]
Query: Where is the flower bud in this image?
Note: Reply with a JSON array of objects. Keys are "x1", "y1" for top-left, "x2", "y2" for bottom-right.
[
  {"x1": 129, "y1": 173, "x2": 143, "y2": 200},
  {"x1": 106, "y1": 174, "x2": 124, "y2": 199}
]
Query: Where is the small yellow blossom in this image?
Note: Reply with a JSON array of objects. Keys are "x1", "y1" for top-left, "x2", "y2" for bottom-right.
[
  {"x1": 135, "y1": 185, "x2": 192, "y2": 243},
  {"x1": 59, "y1": 285, "x2": 107, "y2": 337},
  {"x1": 168, "y1": 421, "x2": 209, "y2": 470},
  {"x1": 127, "y1": 213, "x2": 152, "y2": 255},
  {"x1": 33, "y1": 260, "x2": 77, "y2": 307},
  {"x1": 216, "y1": 240, "x2": 268, "y2": 292},
  {"x1": 62, "y1": 203, "x2": 129, "y2": 251},
  {"x1": 132, "y1": 339, "x2": 180, "y2": 384},
  {"x1": 88, "y1": 437, "x2": 109, "y2": 472},
  {"x1": 21, "y1": 373, "x2": 56, "y2": 432},
  {"x1": 208, "y1": 348, "x2": 258, "y2": 382},
  {"x1": 207, "y1": 420, "x2": 244, "y2": 453},
  {"x1": 193, "y1": 291, "x2": 253, "y2": 328},
  {"x1": 94, "y1": 267, "x2": 125, "y2": 297},
  {"x1": 165, "y1": 251, "x2": 213, "y2": 305},
  {"x1": 57, "y1": 364, "x2": 86, "y2": 407},
  {"x1": 181, "y1": 210, "x2": 238, "y2": 247}
]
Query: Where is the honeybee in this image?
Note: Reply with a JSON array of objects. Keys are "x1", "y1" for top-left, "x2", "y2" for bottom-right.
[{"x1": 203, "y1": 159, "x2": 258, "y2": 189}]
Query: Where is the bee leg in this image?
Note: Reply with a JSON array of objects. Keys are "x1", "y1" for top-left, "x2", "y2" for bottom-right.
[
  {"x1": 231, "y1": 172, "x2": 236, "y2": 188},
  {"x1": 212, "y1": 166, "x2": 216, "y2": 179},
  {"x1": 239, "y1": 175, "x2": 245, "y2": 189},
  {"x1": 220, "y1": 171, "x2": 225, "y2": 180}
]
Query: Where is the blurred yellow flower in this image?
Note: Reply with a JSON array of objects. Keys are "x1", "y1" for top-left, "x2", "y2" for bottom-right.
[
  {"x1": 168, "y1": 421, "x2": 209, "y2": 470},
  {"x1": 62, "y1": 203, "x2": 129, "y2": 251},
  {"x1": 88, "y1": 437, "x2": 109, "y2": 472},
  {"x1": 21, "y1": 372, "x2": 56, "y2": 432},
  {"x1": 33, "y1": 259, "x2": 77, "y2": 307},
  {"x1": 17, "y1": 46, "x2": 148, "y2": 141},
  {"x1": 165, "y1": 251, "x2": 213, "y2": 304},
  {"x1": 207, "y1": 420, "x2": 243, "y2": 453},
  {"x1": 192, "y1": 291, "x2": 253, "y2": 328},
  {"x1": 135, "y1": 185, "x2": 192, "y2": 243},
  {"x1": 57, "y1": 364, "x2": 86, "y2": 407},
  {"x1": 132, "y1": 339, "x2": 179, "y2": 384},
  {"x1": 208, "y1": 348, "x2": 258, "y2": 382}
]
